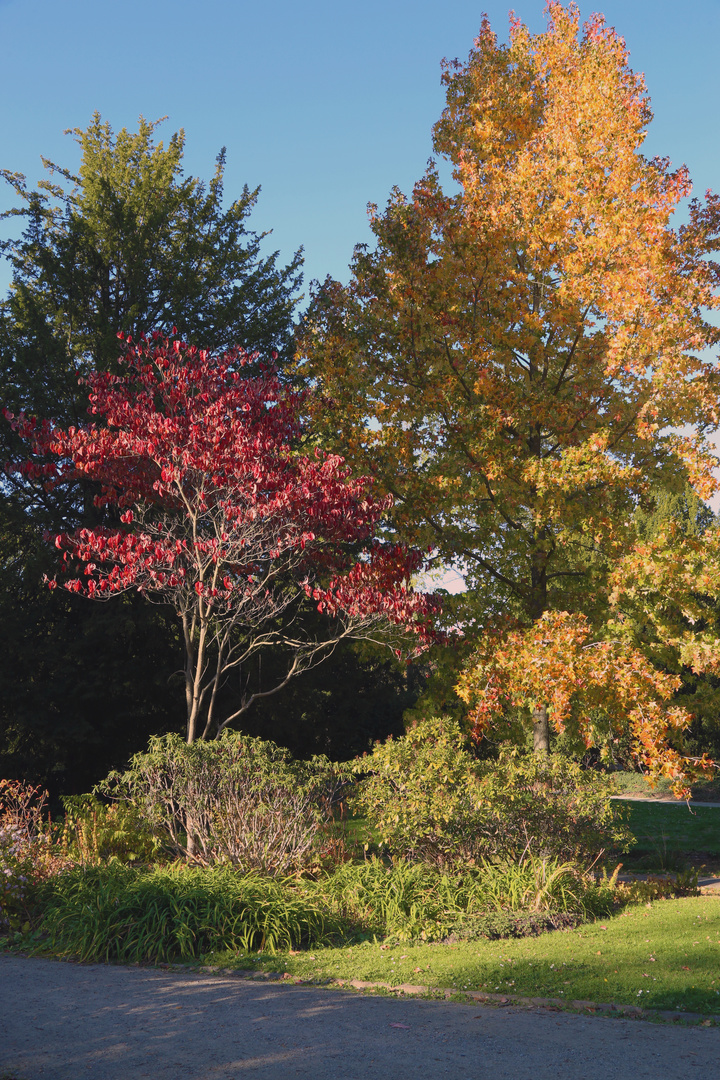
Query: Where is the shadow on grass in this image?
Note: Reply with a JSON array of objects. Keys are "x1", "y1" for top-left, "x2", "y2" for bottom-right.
[{"x1": 442, "y1": 953, "x2": 720, "y2": 1015}]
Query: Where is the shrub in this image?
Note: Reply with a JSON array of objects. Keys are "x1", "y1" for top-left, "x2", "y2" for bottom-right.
[
  {"x1": 352, "y1": 717, "x2": 487, "y2": 865},
  {"x1": 97, "y1": 732, "x2": 347, "y2": 875},
  {"x1": 473, "y1": 749, "x2": 633, "y2": 864},
  {"x1": 0, "y1": 780, "x2": 72, "y2": 932},
  {"x1": 353, "y1": 717, "x2": 632, "y2": 867}
]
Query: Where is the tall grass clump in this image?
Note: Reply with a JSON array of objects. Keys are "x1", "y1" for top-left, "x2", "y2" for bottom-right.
[
  {"x1": 37, "y1": 864, "x2": 337, "y2": 961},
  {"x1": 315, "y1": 856, "x2": 618, "y2": 942},
  {"x1": 31, "y1": 858, "x2": 657, "y2": 958}
]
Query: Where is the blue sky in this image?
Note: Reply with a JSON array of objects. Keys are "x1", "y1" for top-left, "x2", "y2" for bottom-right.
[{"x1": 1, "y1": 0, "x2": 719, "y2": 293}]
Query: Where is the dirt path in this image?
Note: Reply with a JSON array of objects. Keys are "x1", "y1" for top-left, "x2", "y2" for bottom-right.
[
  {"x1": 612, "y1": 796, "x2": 720, "y2": 807},
  {"x1": 1, "y1": 955, "x2": 719, "y2": 1080}
]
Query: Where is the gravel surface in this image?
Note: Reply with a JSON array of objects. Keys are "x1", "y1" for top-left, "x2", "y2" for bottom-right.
[{"x1": 2, "y1": 955, "x2": 720, "y2": 1079}]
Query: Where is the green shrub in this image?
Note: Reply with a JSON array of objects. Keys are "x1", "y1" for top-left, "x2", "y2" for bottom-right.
[
  {"x1": 351, "y1": 717, "x2": 487, "y2": 865},
  {"x1": 353, "y1": 717, "x2": 632, "y2": 866},
  {"x1": 58, "y1": 795, "x2": 165, "y2": 865},
  {"x1": 37, "y1": 864, "x2": 336, "y2": 961},
  {"x1": 473, "y1": 749, "x2": 633, "y2": 864},
  {"x1": 97, "y1": 732, "x2": 347, "y2": 875}
]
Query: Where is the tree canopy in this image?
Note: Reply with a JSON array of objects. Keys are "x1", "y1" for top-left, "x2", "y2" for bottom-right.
[
  {"x1": 1, "y1": 112, "x2": 303, "y2": 358},
  {"x1": 0, "y1": 114, "x2": 302, "y2": 442},
  {"x1": 7, "y1": 334, "x2": 438, "y2": 744},
  {"x1": 298, "y1": 2, "x2": 720, "y2": 781}
]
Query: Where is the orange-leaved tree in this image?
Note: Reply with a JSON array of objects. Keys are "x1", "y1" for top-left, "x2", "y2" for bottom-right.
[{"x1": 299, "y1": 2, "x2": 720, "y2": 784}]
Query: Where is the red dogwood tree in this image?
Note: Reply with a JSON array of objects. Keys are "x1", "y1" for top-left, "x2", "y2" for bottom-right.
[{"x1": 6, "y1": 333, "x2": 439, "y2": 743}]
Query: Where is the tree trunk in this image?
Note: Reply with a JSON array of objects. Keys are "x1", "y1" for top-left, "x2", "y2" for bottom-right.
[
  {"x1": 185, "y1": 817, "x2": 198, "y2": 859},
  {"x1": 532, "y1": 703, "x2": 550, "y2": 754},
  {"x1": 528, "y1": 521, "x2": 550, "y2": 755}
]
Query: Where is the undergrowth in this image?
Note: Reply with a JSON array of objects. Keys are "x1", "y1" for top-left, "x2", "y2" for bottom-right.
[
  {"x1": 31, "y1": 865, "x2": 336, "y2": 961},
  {"x1": 9, "y1": 855, "x2": 683, "y2": 964},
  {"x1": 315, "y1": 856, "x2": 618, "y2": 943}
]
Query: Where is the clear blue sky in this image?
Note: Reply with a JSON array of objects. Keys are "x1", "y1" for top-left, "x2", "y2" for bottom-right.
[{"x1": 1, "y1": 0, "x2": 719, "y2": 294}]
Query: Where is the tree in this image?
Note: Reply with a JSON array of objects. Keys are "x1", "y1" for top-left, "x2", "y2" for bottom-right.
[
  {"x1": 1, "y1": 114, "x2": 301, "y2": 401},
  {"x1": 624, "y1": 488, "x2": 720, "y2": 740},
  {"x1": 0, "y1": 112, "x2": 303, "y2": 523},
  {"x1": 7, "y1": 334, "x2": 438, "y2": 744},
  {"x1": 299, "y1": 2, "x2": 720, "y2": 778},
  {"x1": 455, "y1": 610, "x2": 716, "y2": 793},
  {"x1": 0, "y1": 114, "x2": 305, "y2": 787}
]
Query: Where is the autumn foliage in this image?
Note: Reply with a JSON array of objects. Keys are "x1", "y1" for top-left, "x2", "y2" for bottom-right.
[
  {"x1": 6, "y1": 334, "x2": 438, "y2": 743},
  {"x1": 3, "y1": 4, "x2": 720, "y2": 797},
  {"x1": 455, "y1": 611, "x2": 716, "y2": 795},
  {"x1": 300, "y1": 2, "x2": 720, "y2": 781}
]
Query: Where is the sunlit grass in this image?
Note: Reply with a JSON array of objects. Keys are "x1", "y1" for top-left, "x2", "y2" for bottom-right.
[
  {"x1": 211, "y1": 897, "x2": 720, "y2": 1014},
  {"x1": 612, "y1": 772, "x2": 720, "y2": 802}
]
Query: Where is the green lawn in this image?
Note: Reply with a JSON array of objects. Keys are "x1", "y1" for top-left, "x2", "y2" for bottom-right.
[
  {"x1": 621, "y1": 802, "x2": 720, "y2": 866},
  {"x1": 210, "y1": 896, "x2": 720, "y2": 1014}
]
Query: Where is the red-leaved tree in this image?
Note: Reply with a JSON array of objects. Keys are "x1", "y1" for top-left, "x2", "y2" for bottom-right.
[{"x1": 6, "y1": 333, "x2": 439, "y2": 743}]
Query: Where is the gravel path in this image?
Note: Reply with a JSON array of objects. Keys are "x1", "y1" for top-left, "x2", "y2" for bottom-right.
[{"x1": 1, "y1": 955, "x2": 719, "y2": 1079}]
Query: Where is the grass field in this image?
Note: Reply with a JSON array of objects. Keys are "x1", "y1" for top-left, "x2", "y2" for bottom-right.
[
  {"x1": 620, "y1": 801, "x2": 720, "y2": 868},
  {"x1": 209, "y1": 896, "x2": 720, "y2": 1014}
]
